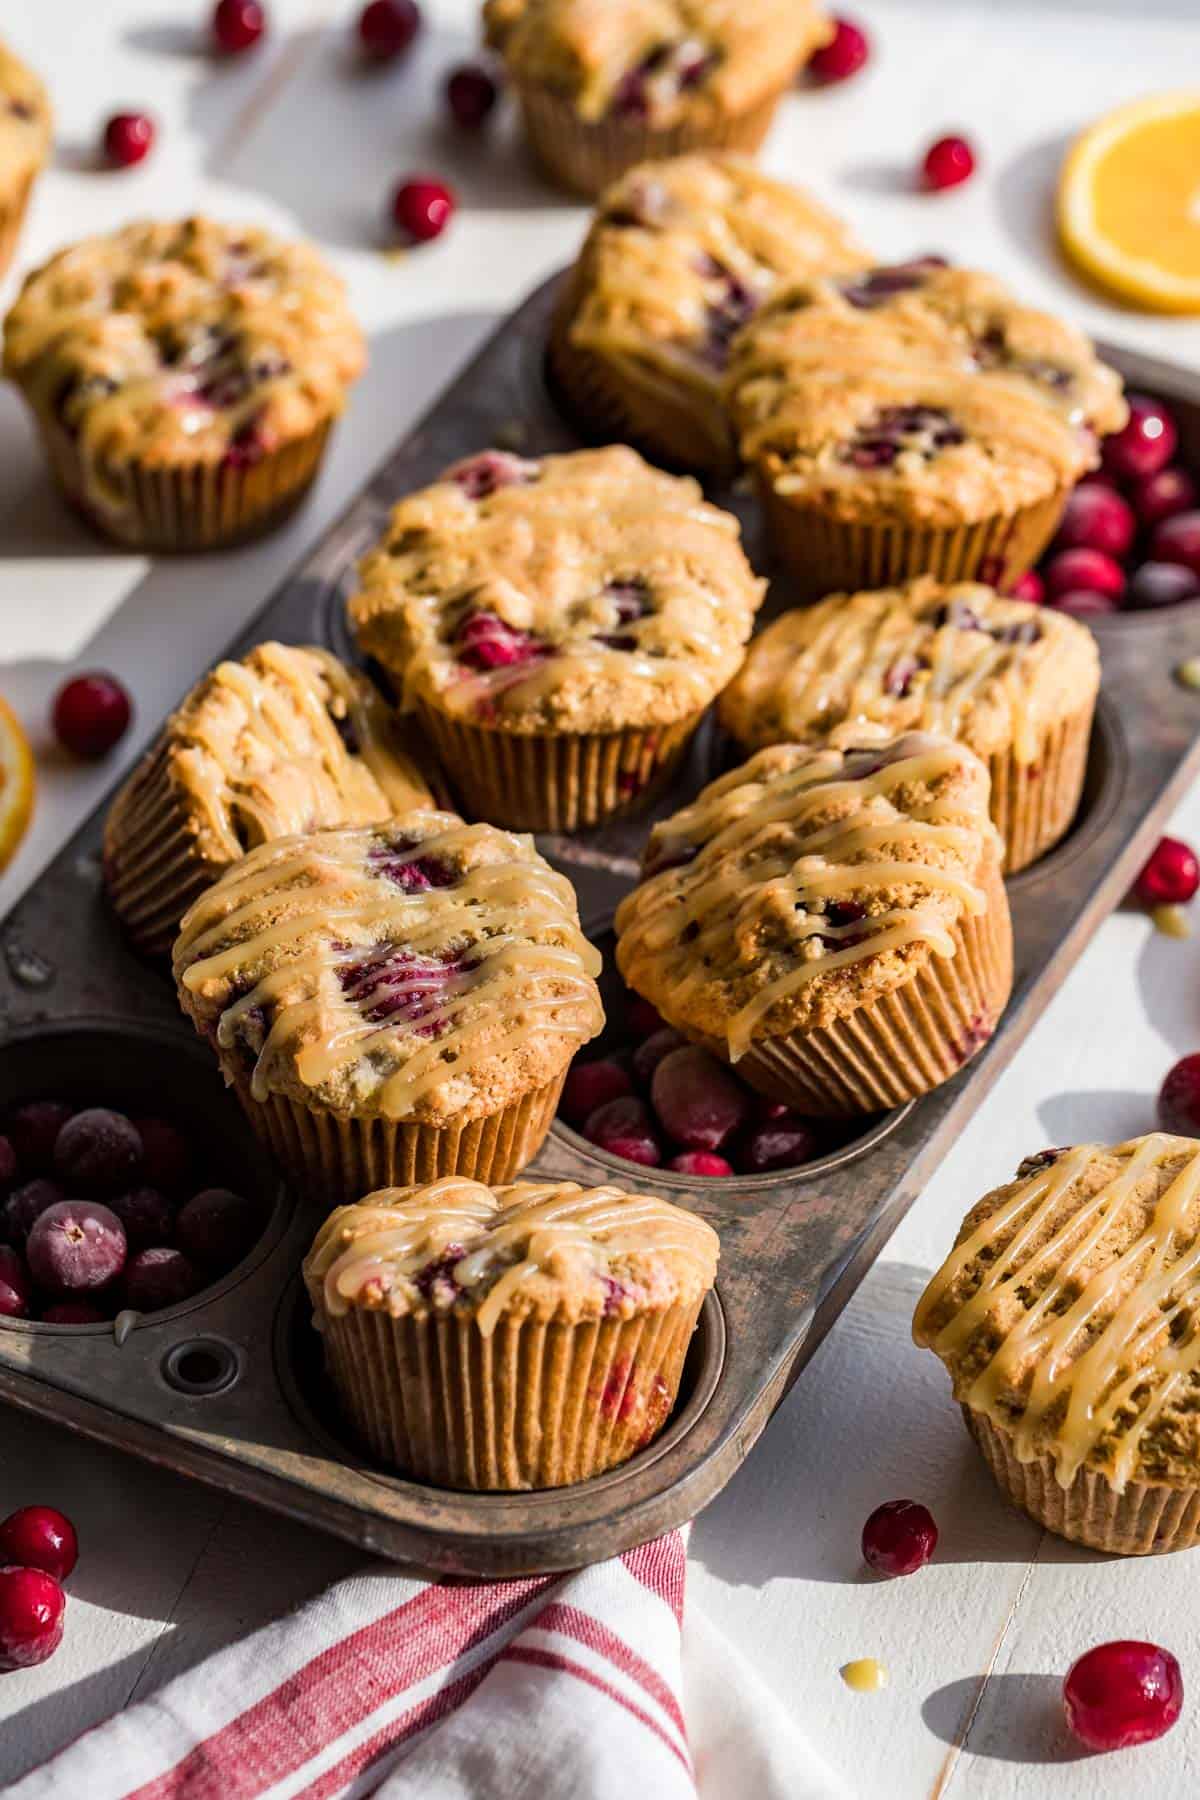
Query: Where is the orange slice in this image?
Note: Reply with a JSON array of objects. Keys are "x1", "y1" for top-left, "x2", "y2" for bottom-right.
[
  {"x1": 1058, "y1": 91, "x2": 1200, "y2": 313},
  {"x1": 0, "y1": 694, "x2": 35, "y2": 874}
]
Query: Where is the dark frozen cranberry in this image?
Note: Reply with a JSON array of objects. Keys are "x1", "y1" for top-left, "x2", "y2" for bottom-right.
[
  {"x1": 632, "y1": 1027, "x2": 687, "y2": 1085},
  {"x1": 1008, "y1": 569, "x2": 1044, "y2": 604},
  {"x1": 921, "y1": 134, "x2": 976, "y2": 191},
  {"x1": 861, "y1": 1499, "x2": 938, "y2": 1575},
  {"x1": 735, "y1": 1118, "x2": 823, "y2": 1172},
  {"x1": 0, "y1": 1507, "x2": 78, "y2": 1584},
  {"x1": 358, "y1": 0, "x2": 420, "y2": 59},
  {"x1": 446, "y1": 63, "x2": 498, "y2": 129},
  {"x1": 584, "y1": 1097, "x2": 662, "y2": 1166},
  {"x1": 668, "y1": 1150, "x2": 733, "y2": 1177},
  {"x1": 807, "y1": 15, "x2": 869, "y2": 83},
  {"x1": 1150, "y1": 511, "x2": 1200, "y2": 580},
  {"x1": 103, "y1": 112, "x2": 155, "y2": 169},
  {"x1": 1048, "y1": 589, "x2": 1120, "y2": 620},
  {"x1": 443, "y1": 450, "x2": 539, "y2": 499},
  {"x1": 1043, "y1": 547, "x2": 1125, "y2": 602},
  {"x1": 176, "y1": 1187, "x2": 262, "y2": 1272},
  {"x1": 651, "y1": 1046, "x2": 749, "y2": 1152},
  {"x1": 413, "y1": 1245, "x2": 464, "y2": 1302},
  {"x1": 1055, "y1": 483, "x2": 1135, "y2": 557},
  {"x1": 1126, "y1": 562, "x2": 1200, "y2": 611},
  {"x1": 52, "y1": 673, "x2": 132, "y2": 758},
  {"x1": 39, "y1": 1302, "x2": 106, "y2": 1324},
  {"x1": 391, "y1": 177, "x2": 455, "y2": 245},
  {"x1": 124, "y1": 1246, "x2": 198, "y2": 1312},
  {"x1": 2, "y1": 1179, "x2": 65, "y2": 1248},
  {"x1": 1063, "y1": 1641, "x2": 1183, "y2": 1751},
  {"x1": 27, "y1": 1202, "x2": 126, "y2": 1295},
  {"x1": 0, "y1": 1138, "x2": 15, "y2": 1195},
  {"x1": 368, "y1": 847, "x2": 456, "y2": 891},
  {"x1": 1133, "y1": 466, "x2": 1197, "y2": 529},
  {"x1": 108, "y1": 1187, "x2": 174, "y2": 1253},
  {"x1": 54, "y1": 1109, "x2": 142, "y2": 1197},
  {"x1": 212, "y1": 0, "x2": 266, "y2": 53},
  {"x1": 1136, "y1": 837, "x2": 1200, "y2": 908},
  {"x1": 0, "y1": 1247, "x2": 31, "y2": 1318},
  {"x1": 1101, "y1": 395, "x2": 1177, "y2": 482},
  {"x1": 840, "y1": 258, "x2": 944, "y2": 309},
  {"x1": 0, "y1": 1566, "x2": 65, "y2": 1670},
  {"x1": 1159, "y1": 1053, "x2": 1200, "y2": 1137},
  {"x1": 627, "y1": 997, "x2": 666, "y2": 1039},
  {"x1": 132, "y1": 1118, "x2": 191, "y2": 1193},
  {"x1": 6, "y1": 1103, "x2": 73, "y2": 1172},
  {"x1": 561, "y1": 1060, "x2": 633, "y2": 1128},
  {"x1": 455, "y1": 610, "x2": 547, "y2": 672}
]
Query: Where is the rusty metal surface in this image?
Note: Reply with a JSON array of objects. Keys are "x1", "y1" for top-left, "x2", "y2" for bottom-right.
[{"x1": 2, "y1": 274, "x2": 1200, "y2": 1575}]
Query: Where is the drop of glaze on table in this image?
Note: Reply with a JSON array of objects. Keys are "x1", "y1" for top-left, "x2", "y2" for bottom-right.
[
  {"x1": 1175, "y1": 657, "x2": 1200, "y2": 691},
  {"x1": 1153, "y1": 903, "x2": 1191, "y2": 938},
  {"x1": 841, "y1": 1658, "x2": 888, "y2": 1692},
  {"x1": 113, "y1": 1309, "x2": 138, "y2": 1347},
  {"x1": 3, "y1": 940, "x2": 53, "y2": 988}
]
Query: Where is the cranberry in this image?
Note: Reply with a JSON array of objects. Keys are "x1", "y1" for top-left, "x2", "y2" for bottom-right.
[
  {"x1": 861, "y1": 1499, "x2": 938, "y2": 1576},
  {"x1": 175, "y1": 1187, "x2": 261, "y2": 1272},
  {"x1": 0, "y1": 1507, "x2": 78, "y2": 1583},
  {"x1": 807, "y1": 16, "x2": 869, "y2": 83},
  {"x1": 124, "y1": 1246, "x2": 198, "y2": 1312},
  {"x1": 1133, "y1": 466, "x2": 1197, "y2": 529},
  {"x1": 735, "y1": 1118, "x2": 824, "y2": 1172},
  {"x1": 1159, "y1": 1053, "x2": 1200, "y2": 1137},
  {"x1": 1150, "y1": 511, "x2": 1200, "y2": 580},
  {"x1": 1055, "y1": 483, "x2": 1135, "y2": 558},
  {"x1": 1063, "y1": 1641, "x2": 1183, "y2": 1751},
  {"x1": 132, "y1": 1118, "x2": 191, "y2": 1193},
  {"x1": 358, "y1": 0, "x2": 420, "y2": 60},
  {"x1": 0, "y1": 1247, "x2": 31, "y2": 1319},
  {"x1": 583, "y1": 1097, "x2": 662, "y2": 1167},
  {"x1": 52, "y1": 673, "x2": 132, "y2": 759},
  {"x1": 1008, "y1": 569, "x2": 1045, "y2": 605},
  {"x1": 455, "y1": 611, "x2": 544, "y2": 672},
  {"x1": 1126, "y1": 562, "x2": 1200, "y2": 611},
  {"x1": 921, "y1": 135, "x2": 976, "y2": 192},
  {"x1": 631, "y1": 1027, "x2": 687, "y2": 1085},
  {"x1": 40, "y1": 1302, "x2": 105, "y2": 1324},
  {"x1": 446, "y1": 64, "x2": 498, "y2": 129},
  {"x1": 651, "y1": 1046, "x2": 750, "y2": 1152},
  {"x1": 102, "y1": 112, "x2": 155, "y2": 169},
  {"x1": 1101, "y1": 395, "x2": 1177, "y2": 483},
  {"x1": 2, "y1": 1180, "x2": 64, "y2": 1248},
  {"x1": 627, "y1": 997, "x2": 665, "y2": 1039},
  {"x1": 7, "y1": 1102, "x2": 72, "y2": 1172},
  {"x1": 26, "y1": 1202, "x2": 127, "y2": 1295},
  {"x1": 108, "y1": 1187, "x2": 174, "y2": 1253},
  {"x1": 54, "y1": 1109, "x2": 142, "y2": 1197},
  {"x1": 668, "y1": 1150, "x2": 733, "y2": 1177},
  {"x1": 560, "y1": 1059, "x2": 633, "y2": 1128},
  {"x1": 1048, "y1": 588, "x2": 1119, "y2": 619},
  {"x1": 0, "y1": 1566, "x2": 65, "y2": 1670},
  {"x1": 211, "y1": 0, "x2": 266, "y2": 54},
  {"x1": 444, "y1": 450, "x2": 538, "y2": 498},
  {"x1": 1042, "y1": 547, "x2": 1125, "y2": 602},
  {"x1": 0, "y1": 1138, "x2": 15, "y2": 1195},
  {"x1": 391, "y1": 177, "x2": 455, "y2": 245},
  {"x1": 1137, "y1": 837, "x2": 1200, "y2": 908}
]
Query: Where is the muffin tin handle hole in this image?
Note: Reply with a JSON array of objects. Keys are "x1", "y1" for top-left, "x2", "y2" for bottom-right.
[{"x1": 161, "y1": 1337, "x2": 241, "y2": 1397}]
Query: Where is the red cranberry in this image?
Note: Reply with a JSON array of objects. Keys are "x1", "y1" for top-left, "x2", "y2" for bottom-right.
[
  {"x1": 212, "y1": 0, "x2": 266, "y2": 54},
  {"x1": 40, "y1": 1302, "x2": 105, "y2": 1324},
  {"x1": 1042, "y1": 547, "x2": 1125, "y2": 602},
  {"x1": 735, "y1": 1118, "x2": 824, "y2": 1172},
  {"x1": 921, "y1": 135, "x2": 976, "y2": 192},
  {"x1": 1063, "y1": 1641, "x2": 1183, "y2": 1751},
  {"x1": 0, "y1": 1246, "x2": 31, "y2": 1319},
  {"x1": 0, "y1": 1138, "x2": 15, "y2": 1195},
  {"x1": 807, "y1": 16, "x2": 869, "y2": 84},
  {"x1": 626, "y1": 997, "x2": 665, "y2": 1039},
  {"x1": 1127, "y1": 562, "x2": 1200, "y2": 611},
  {"x1": 584, "y1": 1097, "x2": 662, "y2": 1167},
  {"x1": 1048, "y1": 589, "x2": 1120, "y2": 620},
  {"x1": 1056, "y1": 483, "x2": 1135, "y2": 557},
  {"x1": 175, "y1": 1187, "x2": 261, "y2": 1272},
  {"x1": 632, "y1": 1027, "x2": 687, "y2": 1085},
  {"x1": 1133, "y1": 466, "x2": 1197, "y2": 528},
  {"x1": 861, "y1": 1499, "x2": 938, "y2": 1576},
  {"x1": 108, "y1": 1187, "x2": 174, "y2": 1253},
  {"x1": 561, "y1": 1059, "x2": 633, "y2": 1127},
  {"x1": 358, "y1": 0, "x2": 420, "y2": 60},
  {"x1": 391, "y1": 177, "x2": 455, "y2": 245},
  {"x1": 132, "y1": 1118, "x2": 191, "y2": 1194},
  {"x1": 651, "y1": 1046, "x2": 750, "y2": 1152},
  {"x1": 1008, "y1": 569, "x2": 1044, "y2": 605},
  {"x1": 7, "y1": 1102, "x2": 73, "y2": 1172},
  {"x1": 0, "y1": 1566, "x2": 65, "y2": 1670},
  {"x1": 2, "y1": 1179, "x2": 64, "y2": 1249},
  {"x1": 668, "y1": 1150, "x2": 733, "y2": 1177},
  {"x1": 1150, "y1": 511, "x2": 1200, "y2": 580},
  {"x1": 124, "y1": 1246, "x2": 198, "y2": 1311},
  {"x1": 102, "y1": 112, "x2": 155, "y2": 169},
  {"x1": 1139, "y1": 838, "x2": 1200, "y2": 907},
  {"x1": 0, "y1": 1506, "x2": 78, "y2": 1583},
  {"x1": 1158, "y1": 1053, "x2": 1200, "y2": 1137},
  {"x1": 26, "y1": 1202, "x2": 127, "y2": 1295},
  {"x1": 54, "y1": 1108, "x2": 142, "y2": 1197},
  {"x1": 1101, "y1": 395, "x2": 1177, "y2": 483},
  {"x1": 446, "y1": 64, "x2": 498, "y2": 129},
  {"x1": 52, "y1": 673, "x2": 132, "y2": 759}
]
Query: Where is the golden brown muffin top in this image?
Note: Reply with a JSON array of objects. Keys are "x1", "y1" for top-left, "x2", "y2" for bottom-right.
[
  {"x1": 304, "y1": 1176, "x2": 719, "y2": 1331},
  {"x1": 718, "y1": 578, "x2": 1101, "y2": 765},
  {"x1": 348, "y1": 445, "x2": 764, "y2": 734},
  {"x1": 914, "y1": 1135, "x2": 1200, "y2": 1492},
  {"x1": 0, "y1": 41, "x2": 51, "y2": 185},
  {"x1": 615, "y1": 731, "x2": 1000, "y2": 1051},
  {"x1": 173, "y1": 813, "x2": 603, "y2": 1125}
]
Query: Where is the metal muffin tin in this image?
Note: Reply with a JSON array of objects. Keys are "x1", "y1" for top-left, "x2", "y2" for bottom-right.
[{"x1": 2, "y1": 273, "x2": 1200, "y2": 1576}]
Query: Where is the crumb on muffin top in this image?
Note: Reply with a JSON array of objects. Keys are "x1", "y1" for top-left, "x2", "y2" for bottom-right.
[
  {"x1": 914, "y1": 1134, "x2": 1200, "y2": 1492},
  {"x1": 0, "y1": 41, "x2": 51, "y2": 183}
]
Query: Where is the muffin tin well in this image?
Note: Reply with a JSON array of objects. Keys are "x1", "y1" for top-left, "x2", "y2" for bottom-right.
[{"x1": 1, "y1": 273, "x2": 1200, "y2": 1574}]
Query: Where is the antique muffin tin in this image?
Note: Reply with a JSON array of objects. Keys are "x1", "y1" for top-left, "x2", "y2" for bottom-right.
[{"x1": 2, "y1": 273, "x2": 1200, "y2": 1575}]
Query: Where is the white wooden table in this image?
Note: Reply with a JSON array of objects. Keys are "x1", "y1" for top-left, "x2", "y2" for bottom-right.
[{"x1": 2, "y1": 0, "x2": 1200, "y2": 1791}]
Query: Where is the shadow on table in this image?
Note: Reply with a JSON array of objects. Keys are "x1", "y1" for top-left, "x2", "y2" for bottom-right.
[
  {"x1": 1036, "y1": 1086, "x2": 1159, "y2": 1148},
  {"x1": 922, "y1": 1673, "x2": 1090, "y2": 1766}
]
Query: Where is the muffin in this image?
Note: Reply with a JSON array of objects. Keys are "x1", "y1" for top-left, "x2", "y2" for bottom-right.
[
  {"x1": 914, "y1": 1134, "x2": 1200, "y2": 1555},
  {"x1": 725, "y1": 259, "x2": 1127, "y2": 598},
  {"x1": 484, "y1": 0, "x2": 831, "y2": 198},
  {"x1": 348, "y1": 445, "x2": 765, "y2": 833},
  {"x1": 303, "y1": 1174, "x2": 719, "y2": 1488},
  {"x1": 173, "y1": 814, "x2": 604, "y2": 1204},
  {"x1": 3, "y1": 216, "x2": 365, "y2": 550},
  {"x1": 105, "y1": 643, "x2": 434, "y2": 960},
  {"x1": 615, "y1": 731, "x2": 1013, "y2": 1115},
  {"x1": 718, "y1": 577, "x2": 1101, "y2": 872},
  {"x1": 548, "y1": 152, "x2": 869, "y2": 477},
  {"x1": 0, "y1": 42, "x2": 50, "y2": 283}
]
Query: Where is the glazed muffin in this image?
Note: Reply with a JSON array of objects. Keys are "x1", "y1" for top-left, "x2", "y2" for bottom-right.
[
  {"x1": 348, "y1": 445, "x2": 765, "y2": 833},
  {"x1": 304, "y1": 1175, "x2": 719, "y2": 1488},
  {"x1": 549, "y1": 153, "x2": 869, "y2": 477},
  {"x1": 615, "y1": 732, "x2": 1012, "y2": 1116},
  {"x1": 915, "y1": 1134, "x2": 1200, "y2": 1555},
  {"x1": 484, "y1": 0, "x2": 831, "y2": 198},
  {"x1": 173, "y1": 814, "x2": 604, "y2": 1204},
  {"x1": 725, "y1": 259, "x2": 1127, "y2": 598},
  {"x1": 3, "y1": 217, "x2": 365, "y2": 550},
  {"x1": 105, "y1": 643, "x2": 434, "y2": 960},
  {"x1": 0, "y1": 42, "x2": 50, "y2": 283},
  {"x1": 718, "y1": 577, "x2": 1101, "y2": 873}
]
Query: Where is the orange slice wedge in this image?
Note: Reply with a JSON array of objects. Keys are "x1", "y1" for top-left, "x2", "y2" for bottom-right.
[{"x1": 0, "y1": 694, "x2": 35, "y2": 874}]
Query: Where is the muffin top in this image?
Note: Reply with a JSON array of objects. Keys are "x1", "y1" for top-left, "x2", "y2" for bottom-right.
[
  {"x1": 348, "y1": 445, "x2": 765, "y2": 734},
  {"x1": 0, "y1": 41, "x2": 51, "y2": 185},
  {"x1": 173, "y1": 813, "x2": 604, "y2": 1124},
  {"x1": 484, "y1": 0, "x2": 830, "y2": 125},
  {"x1": 304, "y1": 1175, "x2": 719, "y2": 1332},
  {"x1": 615, "y1": 732, "x2": 999, "y2": 1052},
  {"x1": 718, "y1": 578, "x2": 1101, "y2": 765},
  {"x1": 3, "y1": 217, "x2": 365, "y2": 469},
  {"x1": 914, "y1": 1135, "x2": 1200, "y2": 1492}
]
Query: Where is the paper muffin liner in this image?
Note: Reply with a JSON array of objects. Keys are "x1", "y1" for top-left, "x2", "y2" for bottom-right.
[
  {"x1": 315, "y1": 1292, "x2": 702, "y2": 1489},
  {"x1": 227, "y1": 1070, "x2": 566, "y2": 1209},
  {"x1": 963, "y1": 1406, "x2": 1200, "y2": 1556},
  {"x1": 989, "y1": 697, "x2": 1096, "y2": 875},
  {"x1": 512, "y1": 79, "x2": 787, "y2": 199},
  {"x1": 757, "y1": 476, "x2": 1072, "y2": 605},
  {"x1": 26, "y1": 411, "x2": 333, "y2": 552},
  {"x1": 103, "y1": 736, "x2": 219, "y2": 960},
  {"x1": 416, "y1": 701, "x2": 701, "y2": 834},
  {"x1": 0, "y1": 166, "x2": 37, "y2": 283},
  {"x1": 700, "y1": 856, "x2": 1013, "y2": 1117}
]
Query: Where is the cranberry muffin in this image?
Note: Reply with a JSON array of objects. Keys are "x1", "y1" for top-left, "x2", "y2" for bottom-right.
[
  {"x1": 719, "y1": 577, "x2": 1101, "y2": 872},
  {"x1": 725, "y1": 259, "x2": 1127, "y2": 598},
  {"x1": 105, "y1": 643, "x2": 433, "y2": 959},
  {"x1": 615, "y1": 732, "x2": 1012, "y2": 1115},
  {"x1": 304, "y1": 1175, "x2": 719, "y2": 1488},
  {"x1": 915, "y1": 1134, "x2": 1200, "y2": 1555},
  {"x1": 348, "y1": 445, "x2": 765, "y2": 833},
  {"x1": 484, "y1": 0, "x2": 831, "y2": 198},
  {"x1": 3, "y1": 217, "x2": 365, "y2": 550},
  {"x1": 0, "y1": 42, "x2": 50, "y2": 283},
  {"x1": 173, "y1": 814, "x2": 604, "y2": 1204},
  {"x1": 549, "y1": 152, "x2": 869, "y2": 477}
]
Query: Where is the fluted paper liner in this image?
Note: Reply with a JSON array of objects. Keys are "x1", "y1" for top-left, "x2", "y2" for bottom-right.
[
  {"x1": 0, "y1": 167, "x2": 36, "y2": 283},
  {"x1": 104, "y1": 736, "x2": 217, "y2": 959},
  {"x1": 990, "y1": 698, "x2": 1095, "y2": 875},
  {"x1": 317, "y1": 1293, "x2": 702, "y2": 1489}
]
